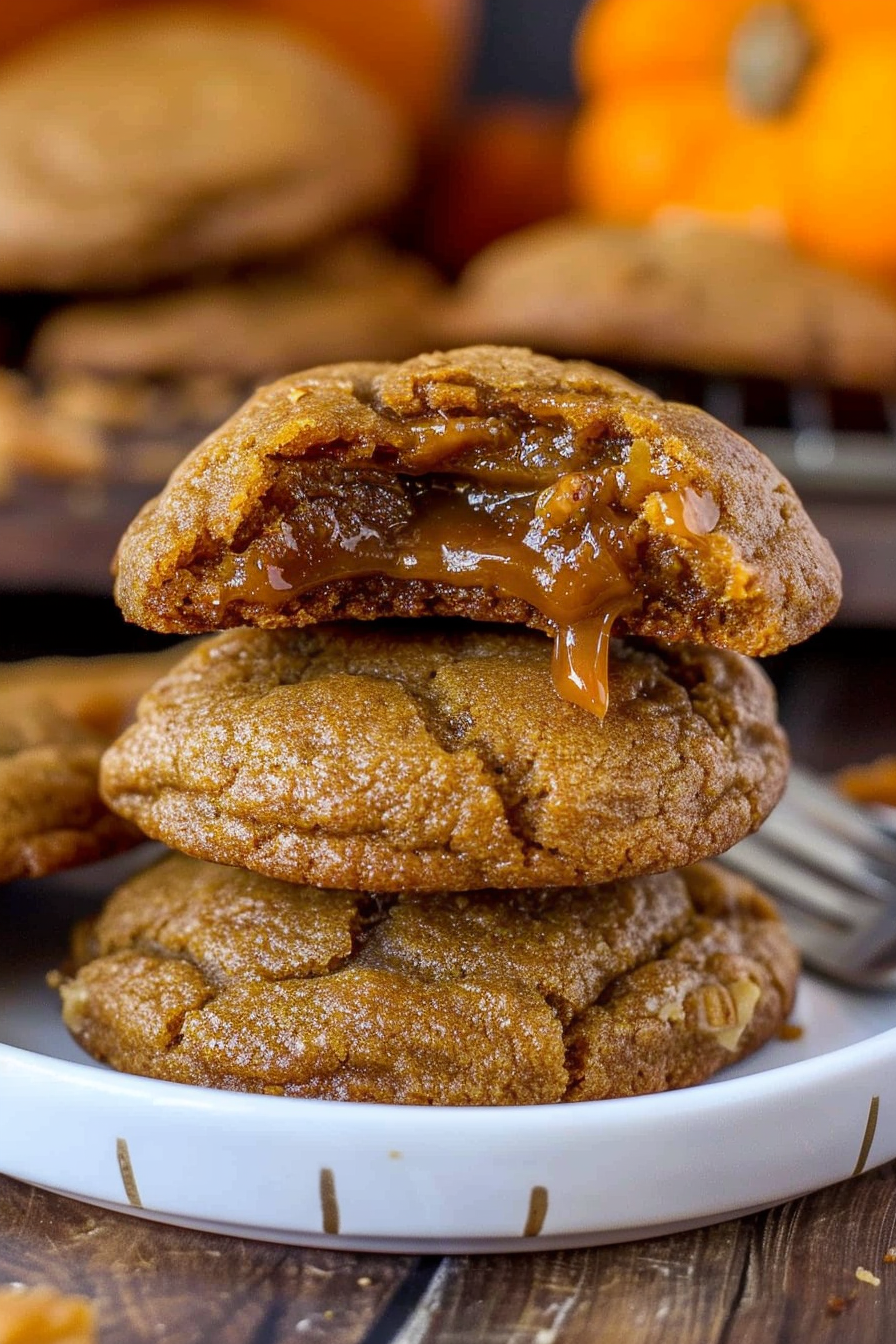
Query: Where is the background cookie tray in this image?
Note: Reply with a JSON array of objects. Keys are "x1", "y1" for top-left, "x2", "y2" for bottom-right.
[{"x1": 1, "y1": 863, "x2": 895, "y2": 1253}]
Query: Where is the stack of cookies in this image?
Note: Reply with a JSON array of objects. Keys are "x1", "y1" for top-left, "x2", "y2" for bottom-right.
[{"x1": 59, "y1": 347, "x2": 841, "y2": 1106}]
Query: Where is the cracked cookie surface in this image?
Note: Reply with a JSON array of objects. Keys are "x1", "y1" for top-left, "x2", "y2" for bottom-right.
[
  {"x1": 112, "y1": 346, "x2": 840, "y2": 661},
  {"x1": 99, "y1": 623, "x2": 788, "y2": 891},
  {"x1": 59, "y1": 855, "x2": 798, "y2": 1105}
]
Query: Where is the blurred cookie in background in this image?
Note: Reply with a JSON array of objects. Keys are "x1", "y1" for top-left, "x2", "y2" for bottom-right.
[
  {"x1": 0, "y1": 368, "x2": 104, "y2": 499},
  {"x1": 0, "y1": 645, "x2": 183, "y2": 883},
  {"x1": 838, "y1": 755, "x2": 896, "y2": 809},
  {"x1": 0, "y1": 1285, "x2": 95, "y2": 1343},
  {"x1": 0, "y1": 0, "x2": 477, "y2": 133},
  {"x1": 0, "y1": 5, "x2": 412, "y2": 290},
  {"x1": 438, "y1": 216, "x2": 896, "y2": 390},
  {"x1": 30, "y1": 235, "x2": 443, "y2": 380},
  {"x1": 0, "y1": 644, "x2": 186, "y2": 739}
]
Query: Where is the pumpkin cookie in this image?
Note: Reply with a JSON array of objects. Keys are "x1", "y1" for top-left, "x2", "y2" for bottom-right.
[
  {"x1": 112, "y1": 346, "x2": 840, "y2": 723},
  {"x1": 438, "y1": 217, "x2": 896, "y2": 390},
  {"x1": 0, "y1": 698, "x2": 139, "y2": 884},
  {"x1": 29, "y1": 236, "x2": 442, "y2": 379},
  {"x1": 0, "y1": 647, "x2": 183, "y2": 883},
  {"x1": 99, "y1": 624, "x2": 788, "y2": 892},
  {"x1": 0, "y1": 7, "x2": 409, "y2": 290},
  {"x1": 59, "y1": 854, "x2": 798, "y2": 1105}
]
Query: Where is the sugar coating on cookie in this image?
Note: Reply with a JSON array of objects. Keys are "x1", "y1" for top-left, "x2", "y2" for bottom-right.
[
  {"x1": 59, "y1": 855, "x2": 798, "y2": 1106},
  {"x1": 112, "y1": 346, "x2": 840, "y2": 718},
  {"x1": 99, "y1": 624, "x2": 788, "y2": 892}
]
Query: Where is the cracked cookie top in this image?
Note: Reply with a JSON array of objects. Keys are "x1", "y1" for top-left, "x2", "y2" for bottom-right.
[
  {"x1": 99, "y1": 623, "x2": 788, "y2": 892},
  {"x1": 59, "y1": 854, "x2": 798, "y2": 1105},
  {"x1": 112, "y1": 346, "x2": 840, "y2": 718}
]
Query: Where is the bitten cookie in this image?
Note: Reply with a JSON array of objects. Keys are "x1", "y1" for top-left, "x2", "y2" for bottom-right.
[
  {"x1": 112, "y1": 347, "x2": 840, "y2": 692},
  {"x1": 59, "y1": 854, "x2": 799, "y2": 1106},
  {"x1": 99, "y1": 624, "x2": 789, "y2": 891},
  {"x1": 438, "y1": 217, "x2": 896, "y2": 390}
]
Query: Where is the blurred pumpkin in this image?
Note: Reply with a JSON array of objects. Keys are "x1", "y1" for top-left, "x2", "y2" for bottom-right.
[
  {"x1": 571, "y1": 0, "x2": 896, "y2": 278},
  {"x1": 425, "y1": 101, "x2": 573, "y2": 271},
  {"x1": 0, "y1": 0, "x2": 474, "y2": 129}
]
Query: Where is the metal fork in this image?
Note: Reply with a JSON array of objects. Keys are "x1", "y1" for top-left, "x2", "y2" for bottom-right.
[{"x1": 722, "y1": 766, "x2": 896, "y2": 989}]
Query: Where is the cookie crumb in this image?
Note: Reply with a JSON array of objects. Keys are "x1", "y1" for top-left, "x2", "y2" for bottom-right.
[
  {"x1": 0, "y1": 1285, "x2": 95, "y2": 1342},
  {"x1": 826, "y1": 1292, "x2": 857, "y2": 1315},
  {"x1": 777, "y1": 1022, "x2": 803, "y2": 1041},
  {"x1": 357, "y1": 1277, "x2": 372, "y2": 1287},
  {"x1": 884, "y1": 1249, "x2": 896, "y2": 1264},
  {"x1": 856, "y1": 1266, "x2": 881, "y2": 1287}
]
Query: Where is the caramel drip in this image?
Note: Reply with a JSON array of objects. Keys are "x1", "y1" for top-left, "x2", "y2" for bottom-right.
[
  {"x1": 552, "y1": 605, "x2": 629, "y2": 718},
  {"x1": 215, "y1": 430, "x2": 719, "y2": 718}
]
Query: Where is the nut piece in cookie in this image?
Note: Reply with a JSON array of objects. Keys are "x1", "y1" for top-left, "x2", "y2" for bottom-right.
[
  {"x1": 58, "y1": 854, "x2": 799, "y2": 1106},
  {"x1": 99, "y1": 624, "x2": 788, "y2": 892},
  {"x1": 0, "y1": 646, "x2": 183, "y2": 883},
  {"x1": 112, "y1": 346, "x2": 840, "y2": 717},
  {"x1": 438, "y1": 217, "x2": 896, "y2": 391}
]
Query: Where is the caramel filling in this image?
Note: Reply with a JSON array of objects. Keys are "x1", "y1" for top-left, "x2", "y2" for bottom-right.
[{"x1": 215, "y1": 425, "x2": 719, "y2": 717}]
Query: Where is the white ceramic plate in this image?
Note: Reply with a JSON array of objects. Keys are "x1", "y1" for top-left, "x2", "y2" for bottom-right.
[{"x1": 1, "y1": 853, "x2": 895, "y2": 1253}]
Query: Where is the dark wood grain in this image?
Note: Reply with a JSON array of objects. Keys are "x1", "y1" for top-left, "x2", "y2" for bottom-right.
[
  {"x1": 398, "y1": 1169, "x2": 896, "y2": 1344},
  {"x1": 0, "y1": 1175, "x2": 416, "y2": 1344},
  {"x1": 4, "y1": 1168, "x2": 896, "y2": 1343}
]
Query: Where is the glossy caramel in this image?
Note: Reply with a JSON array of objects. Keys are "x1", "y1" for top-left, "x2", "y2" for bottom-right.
[{"x1": 215, "y1": 422, "x2": 719, "y2": 716}]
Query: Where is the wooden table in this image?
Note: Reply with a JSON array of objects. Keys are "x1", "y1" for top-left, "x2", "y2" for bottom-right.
[{"x1": 2, "y1": 1165, "x2": 896, "y2": 1342}]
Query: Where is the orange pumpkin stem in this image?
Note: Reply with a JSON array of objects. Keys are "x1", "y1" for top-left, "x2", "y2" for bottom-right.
[{"x1": 727, "y1": 3, "x2": 817, "y2": 118}]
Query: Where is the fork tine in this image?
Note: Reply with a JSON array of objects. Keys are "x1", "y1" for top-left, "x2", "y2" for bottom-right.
[
  {"x1": 786, "y1": 768, "x2": 896, "y2": 870},
  {"x1": 839, "y1": 905, "x2": 896, "y2": 973},
  {"x1": 723, "y1": 765, "x2": 896, "y2": 987},
  {"x1": 768, "y1": 902, "x2": 858, "y2": 981},
  {"x1": 757, "y1": 803, "x2": 896, "y2": 901},
  {"x1": 723, "y1": 835, "x2": 879, "y2": 925},
  {"x1": 723, "y1": 846, "x2": 896, "y2": 986}
]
